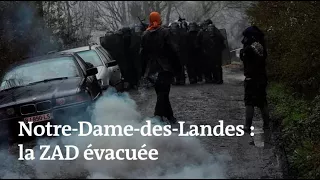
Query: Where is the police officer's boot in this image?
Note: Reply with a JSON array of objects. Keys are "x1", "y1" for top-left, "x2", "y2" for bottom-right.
[
  {"x1": 174, "y1": 76, "x2": 181, "y2": 85},
  {"x1": 180, "y1": 67, "x2": 186, "y2": 85},
  {"x1": 179, "y1": 79, "x2": 186, "y2": 85},
  {"x1": 176, "y1": 75, "x2": 185, "y2": 85},
  {"x1": 204, "y1": 69, "x2": 213, "y2": 83},
  {"x1": 214, "y1": 66, "x2": 223, "y2": 84},
  {"x1": 172, "y1": 77, "x2": 177, "y2": 85},
  {"x1": 205, "y1": 76, "x2": 214, "y2": 84},
  {"x1": 189, "y1": 78, "x2": 197, "y2": 84},
  {"x1": 197, "y1": 75, "x2": 203, "y2": 82}
]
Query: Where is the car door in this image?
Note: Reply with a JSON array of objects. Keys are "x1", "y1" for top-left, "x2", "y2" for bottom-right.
[
  {"x1": 96, "y1": 47, "x2": 122, "y2": 84},
  {"x1": 97, "y1": 46, "x2": 117, "y2": 64},
  {"x1": 92, "y1": 47, "x2": 111, "y2": 86},
  {"x1": 95, "y1": 47, "x2": 111, "y2": 65},
  {"x1": 75, "y1": 55, "x2": 101, "y2": 100}
]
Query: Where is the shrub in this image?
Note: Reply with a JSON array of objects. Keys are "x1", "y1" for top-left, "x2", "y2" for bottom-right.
[
  {"x1": 268, "y1": 83, "x2": 320, "y2": 178},
  {"x1": 246, "y1": 1, "x2": 320, "y2": 98}
]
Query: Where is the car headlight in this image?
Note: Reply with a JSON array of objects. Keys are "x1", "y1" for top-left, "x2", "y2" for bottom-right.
[
  {"x1": 0, "y1": 108, "x2": 15, "y2": 119},
  {"x1": 6, "y1": 108, "x2": 15, "y2": 116},
  {"x1": 55, "y1": 94, "x2": 90, "y2": 106}
]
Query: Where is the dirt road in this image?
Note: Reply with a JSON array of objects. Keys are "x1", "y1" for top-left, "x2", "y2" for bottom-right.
[
  {"x1": 0, "y1": 65, "x2": 284, "y2": 179},
  {"x1": 129, "y1": 65, "x2": 284, "y2": 179}
]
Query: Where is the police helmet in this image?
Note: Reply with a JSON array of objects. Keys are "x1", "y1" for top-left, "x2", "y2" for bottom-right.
[
  {"x1": 204, "y1": 19, "x2": 213, "y2": 25},
  {"x1": 207, "y1": 24, "x2": 215, "y2": 32},
  {"x1": 181, "y1": 21, "x2": 188, "y2": 30},
  {"x1": 188, "y1": 22, "x2": 198, "y2": 32},
  {"x1": 134, "y1": 24, "x2": 143, "y2": 33},
  {"x1": 169, "y1": 22, "x2": 179, "y2": 30}
]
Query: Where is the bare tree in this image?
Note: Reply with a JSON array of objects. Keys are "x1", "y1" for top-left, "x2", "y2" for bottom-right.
[
  {"x1": 40, "y1": 1, "x2": 249, "y2": 48},
  {"x1": 92, "y1": 1, "x2": 129, "y2": 30},
  {"x1": 165, "y1": 1, "x2": 172, "y2": 25}
]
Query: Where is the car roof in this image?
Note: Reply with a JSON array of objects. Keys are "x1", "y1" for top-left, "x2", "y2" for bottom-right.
[
  {"x1": 2, "y1": 52, "x2": 77, "y2": 75},
  {"x1": 61, "y1": 45, "x2": 101, "y2": 53}
]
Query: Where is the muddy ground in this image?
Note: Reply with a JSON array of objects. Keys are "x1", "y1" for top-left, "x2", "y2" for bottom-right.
[{"x1": 129, "y1": 65, "x2": 284, "y2": 179}]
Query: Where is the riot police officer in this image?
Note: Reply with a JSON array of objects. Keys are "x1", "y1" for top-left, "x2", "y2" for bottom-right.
[
  {"x1": 186, "y1": 22, "x2": 202, "y2": 84},
  {"x1": 101, "y1": 30, "x2": 126, "y2": 81},
  {"x1": 130, "y1": 24, "x2": 145, "y2": 84},
  {"x1": 121, "y1": 27, "x2": 139, "y2": 89},
  {"x1": 196, "y1": 19, "x2": 215, "y2": 83},
  {"x1": 207, "y1": 24, "x2": 225, "y2": 84},
  {"x1": 169, "y1": 22, "x2": 185, "y2": 85},
  {"x1": 178, "y1": 19, "x2": 189, "y2": 85}
]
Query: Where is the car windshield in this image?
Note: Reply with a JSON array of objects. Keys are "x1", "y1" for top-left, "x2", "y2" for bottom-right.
[
  {"x1": 77, "y1": 50, "x2": 103, "y2": 67},
  {"x1": 0, "y1": 56, "x2": 80, "y2": 91},
  {"x1": 97, "y1": 47, "x2": 113, "y2": 63}
]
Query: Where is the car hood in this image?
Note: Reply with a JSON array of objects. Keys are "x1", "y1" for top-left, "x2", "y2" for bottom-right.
[{"x1": 0, "y1": 77, "x2": 83, "y2": 108}]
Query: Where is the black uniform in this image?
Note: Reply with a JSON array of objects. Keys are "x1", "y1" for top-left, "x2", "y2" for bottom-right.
[
  {"x1": 197, "y1": 23, "x2": 225, "y2": 83},
  {"x1": 101, "y1": 30, "x2": 127, "y2": 80},
  {"x1": 101, "y1": 28, "x2": 138, "y2": 89},
  {"x1": 122, "y1": 27, "x2": 138, "y2": 88},
  {"x1": 169, "y1": 22, "x2": 185, "y2": 85},
  {"x1": 186, "y1": 22, "x2": 202, "y2": 83},
  {"x1": 140, "y1": 26, "x2": 179, "y2": 123},
  {"x1": 178, "y1": 21, "x2": 189, "y2": 85},
  {"x1": 130, "y1": 25, "x2": 145, "y2": 84},
  {"x1": 240, "y1": 26, "x2": 270, "y2": 132},
  {"x1": 209, "y1": 24, "x2": 225, "y2": 84},
  {"x1": 197, "y1": 28, "x2": 214, "y2": 83}
]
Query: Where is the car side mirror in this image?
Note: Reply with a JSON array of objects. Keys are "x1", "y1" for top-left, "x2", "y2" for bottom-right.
[
  {"x1": 107, "y1": 60, "x2": 118, "y2": 67},
  {"x1": 86, "y1": 67, "x2": 98, "y2": 77},
  {"x1": 85, "y1": 62, "x2": 94, "y2": 68}
]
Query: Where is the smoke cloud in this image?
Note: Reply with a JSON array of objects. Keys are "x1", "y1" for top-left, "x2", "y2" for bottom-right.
[
  {"x1": 2, "y1": 2, "x2": 59, "y2": 57},
  {"x1": 0, "y1": 88, "x2": 229, "y2": 179}
]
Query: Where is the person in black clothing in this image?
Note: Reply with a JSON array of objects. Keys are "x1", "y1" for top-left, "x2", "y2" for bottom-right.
[
  {"x1": 240, "y1": 26, "x2": 270, "y2": 133},
  {"x1": 197, "y1": 19, "x2": 219, "y2": 84},
  {"x1": 130, "y1": 24, "x2": 144, "y2": 85},
  {"x1": 123, "y1": 27, "x2": 139, "y2": 89},
  {"x1": 140, "y1": 12, "x2": 180, "y2": 124},
  {"x1": 169, "y1": 22, "x2": 186, "y2": 85},
  {"x1": 177, "y1": 20, "x2": 188, "y2": 85},
  {"x1": 102, "y1": 28, "x2": 136, "y2": 90},
  {"x1": 186, "y1": 22, "x2": 202, "y2": 84},
  {"x1": 207, "y1": 24, "x2": 225, "y2": 84}
]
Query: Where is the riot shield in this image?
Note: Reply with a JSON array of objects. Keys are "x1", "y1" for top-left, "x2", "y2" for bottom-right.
[
  {"x1": 100, "y1": 32, "x2": 123, "y2": 62},
  {"x1": 130, "y1": 32, "x2": 143, "y2": 79},
  {"x1": 178, "y1": 28, "x2": 189, "y2": 66},
  {"x1": 219, "y1": 28, "x2": 231, "y2": 65},
  {"x1": 123, "y1": 29, "x2": 139, "y2": 86},
  {"x1": 169, "y1": 23, "x2": 186, "y2": 85},
  {"x1": 99, "y1": 36, "x2": 105, "y2": 46},
  {"x1": 101, "y1": 32, "x2": 128, "y2": 82}
]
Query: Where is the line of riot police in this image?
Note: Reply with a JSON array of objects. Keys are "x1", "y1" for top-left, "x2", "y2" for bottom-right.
[{"x1": 100, "y1": 18, "x2": 227, "y2": 90}]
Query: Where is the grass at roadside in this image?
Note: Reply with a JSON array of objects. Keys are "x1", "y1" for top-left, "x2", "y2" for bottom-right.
[{"x1": 267, "y1": 82, "x2": 320, "y2": 179}]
